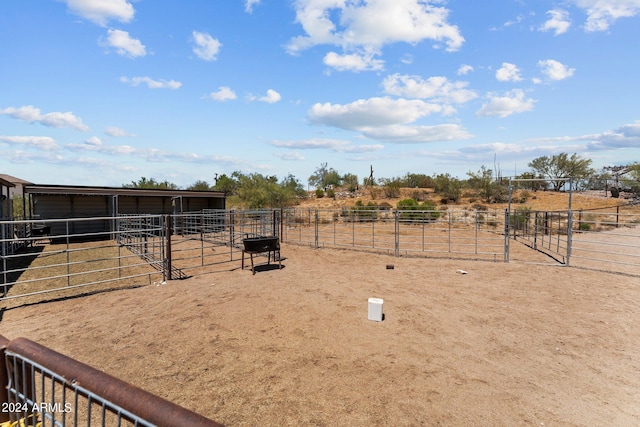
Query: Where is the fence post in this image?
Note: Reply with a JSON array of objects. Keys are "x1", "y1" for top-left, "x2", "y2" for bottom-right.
[
  {"x1": 0, "y1": 334, "x2": 9, "y2": 423},
  {"x1": 504, "y1": 209, "x2": 510, "y2": 262},
  {"x1": 394, "y1": 210, "x2": 399, "y2": 257},
  {"x1": 566, "y1": 210, "x2": 573, "y2": 266},
  {"x1": 314, "y1": 210, "x2": 319, "y2": 249},
  {"x1": 165, "y1": 214, "x2": 172, "y2": 281}
]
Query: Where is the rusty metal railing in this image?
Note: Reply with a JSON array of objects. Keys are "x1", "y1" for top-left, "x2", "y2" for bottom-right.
[{"x1": 0, "y1": 335, "x2": 222, "y2": 427}]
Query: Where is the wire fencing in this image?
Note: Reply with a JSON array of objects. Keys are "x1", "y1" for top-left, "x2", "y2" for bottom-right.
[
  {"x1": 2, "y1": 205, "x2": 639, "y2": 305},
  {"x1": 281, "y1": 208, "x2": 507, "y2": 261}
]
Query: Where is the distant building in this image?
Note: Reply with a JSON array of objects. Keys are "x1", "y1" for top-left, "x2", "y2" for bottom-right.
[
  {"x1": 0, "y1": 174, "x2": 33, "y2": 199},
  {"x1": 0, "y1": 174, "x2": 34, "y2": 219},
  {"x1": 23, "y1": 184, "x2": 226, "y2": 219}
]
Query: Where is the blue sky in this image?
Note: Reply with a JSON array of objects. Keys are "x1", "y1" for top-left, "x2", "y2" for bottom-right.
[{"x1": 1, "y1": 0, "x2": 640, "y2": 188}]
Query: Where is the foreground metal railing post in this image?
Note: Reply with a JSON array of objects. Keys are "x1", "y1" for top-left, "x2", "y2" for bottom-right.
[
  {"x1": 0, "y1": 335, "x2": 9, "y2": 423},
  {"x1": 3, "y1": 336, "x2": 222, "y2": 426}
]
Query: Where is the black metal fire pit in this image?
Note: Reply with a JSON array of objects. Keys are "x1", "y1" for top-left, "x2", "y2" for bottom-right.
[{"x1": 242, "y1": 236, "x2": 281, "y2": 274}]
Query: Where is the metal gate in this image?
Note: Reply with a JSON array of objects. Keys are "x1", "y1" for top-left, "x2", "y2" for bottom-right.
[{"x1": 508, "y1": 209, "x2": 571, "y2": 264}]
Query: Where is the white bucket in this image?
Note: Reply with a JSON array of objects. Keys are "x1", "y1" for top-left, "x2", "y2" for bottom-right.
[{"x1": 368, "y1": 297, "x2": 384, "y2": 322}]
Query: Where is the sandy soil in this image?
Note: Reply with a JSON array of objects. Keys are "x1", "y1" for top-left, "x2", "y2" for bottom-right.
[{"x1": 1, "y1": 243, "x2": 639, "y2": 426}]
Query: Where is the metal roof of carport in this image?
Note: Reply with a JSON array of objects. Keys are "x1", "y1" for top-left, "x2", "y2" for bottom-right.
[{"x1": 23, "y1": 184, "x2": 225, "y2": 198}]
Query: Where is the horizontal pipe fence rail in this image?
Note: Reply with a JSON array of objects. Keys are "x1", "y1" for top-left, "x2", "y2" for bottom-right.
[{"x1": 0, "y1": 335, "x2": 222, "y2": 426}]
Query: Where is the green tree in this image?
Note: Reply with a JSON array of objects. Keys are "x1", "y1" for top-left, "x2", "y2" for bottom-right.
[
  {"x1": 403, "y1": 173, "x2": 433, "y2": 188},
  {"x1": 513, "y1": 172, "x2": 548, "y2": 191},
  {"x1": 342, "y1": 173, "x2": 359, "y2": 190},
  {"x1": 124, "y1": 177, "x2": 179, "y2": 190},
  {"x1": 186, "y1": 180, "x2": 212, "y2": 191},
  {"x1": 277, "y1": 174, "x2": 307, "y2": 206},
  {"x1": 466, "y1": 166, "x2": 508, "y2": 203},
  {"x1": 212, "y1": 173, "x2": 239, "y2": 195},
  {"x1": 228, "y1": 172, "x2": 306, "y2": 208},
  {"x1": 433, "y1": 173, "x2": 462, "y2": 202},
  {"x1": 308, "y1": 163, "x2": 341, "y2": 189},
  {"x1": 528, "y1": 153, "x2": 594, "y2": 191}
]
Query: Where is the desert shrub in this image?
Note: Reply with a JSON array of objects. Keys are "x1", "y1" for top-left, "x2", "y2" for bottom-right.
[
  {"x1": 380, "y1": 178, "x2": 402, "y2": 198},
  {"x1": 369, "y1": 186, "x2": 381, "y2": 200},
  {"x1": 315, "y1": 188, "x2": 324, "y2": 198},
  {"x1": 397, "y1": 198, "x2": 440, "y2": 222},
  {"x1": 353, "y1": 200, "x2": 378, "y2": 221},
  {"x1": 410, "y1": 189, "x2": 430, "y2": 202},
  {"x1": 519, "y1": 190, "x2": 532, "y2": 203},
  {"x1": 327, "y1": 188, "x2": 336, "y2": 198},
  {"x1": 509, "y1": 207, "x2": 531, "y2": 230}
]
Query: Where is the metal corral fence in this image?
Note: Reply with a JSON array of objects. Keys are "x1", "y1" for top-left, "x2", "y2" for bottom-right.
[
  {"x1": 1, "y1": 216, "x2": 166, "y2": 303},
  {"x1": 0, "y1": 334, "x2": 221, "y2": 426},
  {"x1": 1, "y1": 211, "x2": 282, "y2": 303},
  {"x1": 2, "y1": 206, "x2": 640, "y2": 304},
  {"x1": 166, "y1": 209, "x2": 280, "y2": 277},
  {"x1": 509, "y1": 204, "x2": 640, "y2": 276},
  {"x1": 281, "y1": 207, "x2": 507, "y2": 261}
]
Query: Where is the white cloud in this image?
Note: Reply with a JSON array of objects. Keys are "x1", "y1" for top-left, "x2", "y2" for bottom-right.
[
  {"x1": 103, "y1": 29, "x2": 146, "y2": 58},
  {"x1": 0, "y1": 105, "x2": 89, "y2": 131},
  {"x1": 274, "y1": 151, "x2": 305, "y2": 161},
  {"x1": 270, "y1": 138, "x2": 351, "y2": 150},
  {"x1": 539, "y1": 9, "x2": 572, "y2": 35},
  {"x1": 457, "y1": 64, "x2": 474, "y2": 75},
  {"x1": 269, "y1": 138, "x2": 384, "y2": 153},
  {"x1": 0, "y1": 135, "x2": 59, "y2": 150},
  {"x1": 323, "y1": 51, "x2": 384, "y2": 72},
  {"x1": 307, "y1": 97, "x2": 470, "y2": 143},
  {"x1": 104, "y1": 126, "x2": 135, "y2": 137},
  {"x1": 476, "y1": 89, "x2": 536, "y2": 118},
  {"x1": 570, "y1": 0, "x2": 640, "y2": 31},
  {"x1": 360, "y1": 124, "x2": 473, "y2": 143},
  {"x1": 382, "y1": 74, "x2": 477, "y2": 104},
  {"x1": 287, "y1": 0, "x2": 464, "y2": 71},
  {"x1": 249, "y1": 89, "x2": 282, "y2": 104},
  {"x1": 245, "y1": 0, "x2": 261, "y2": 13},
  {"x1": 192, "y1": 31, "x2": 222, "y2": 61},
  {"x1": 496, "y1": 62, "x2": 523, "y2": 82},
  {"x1": 537, "y1": 59, "x2": 575, "y2": 81},
  {"x1": 308, "y1": 97, "x2": 447, "y2": 130},
  {"x1": 65, "y1": 0, "x2": 134, "y2": 26},
  {"x1": 84, "y1": 136, "x2": 102, "y2": 146},
  {"x1": 585, "y1": 120, "x2": 640, "y2": 149},
  {"x1": 206, "y1": 86, "x2": 237, "y2": 101},
  {"x1": 120, "y1": 76, "x2": 182, "y2": 89}
]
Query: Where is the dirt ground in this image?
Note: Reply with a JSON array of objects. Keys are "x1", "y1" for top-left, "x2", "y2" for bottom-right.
[{"x1": 1, "y1": 243, "x2": 639, "y2": 426}]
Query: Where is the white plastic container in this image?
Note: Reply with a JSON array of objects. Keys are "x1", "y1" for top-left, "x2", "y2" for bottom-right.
[{"x1": 368, "y1": 297, "x2": 384, "y2": 322}]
